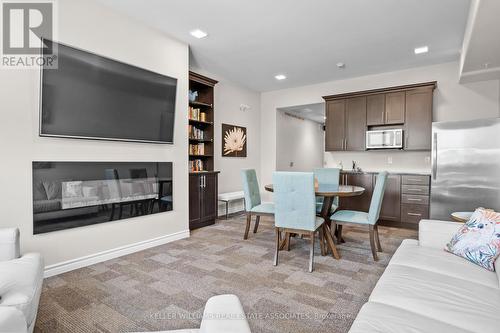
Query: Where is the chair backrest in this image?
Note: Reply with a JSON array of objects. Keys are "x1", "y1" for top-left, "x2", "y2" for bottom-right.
[
  {"x1": 273, "y1": 172, "x2": 317, "y2": 231},
  {"x1": 368, "y1": 171, "x2": 388, "y2": 224},
  {"x1": 104, "y1": 168, "x2": 122, "y2": 198},
  {"x1": 241, "y1": 169, "x2": 261, "y2": 211},
  {"x1": 313, "y1": 168, "x2": 340, "y2": 186}
]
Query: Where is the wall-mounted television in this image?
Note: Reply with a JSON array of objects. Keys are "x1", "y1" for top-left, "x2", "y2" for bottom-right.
[{"x1": 40, "y1": 40, "x2": 177, "y2": 143}]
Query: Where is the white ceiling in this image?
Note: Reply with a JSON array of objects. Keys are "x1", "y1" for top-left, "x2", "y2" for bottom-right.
[
  {"x1": 278, "y1": 103, "x2": 325, "y2": 124},
  {"x1": 99, "y1": 0, "x2": 471, "y2": 92}
]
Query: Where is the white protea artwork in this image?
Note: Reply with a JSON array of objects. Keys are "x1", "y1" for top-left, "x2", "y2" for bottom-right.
[{"x1": 223, "y1": 126, "x2": 246, "y2": 156}]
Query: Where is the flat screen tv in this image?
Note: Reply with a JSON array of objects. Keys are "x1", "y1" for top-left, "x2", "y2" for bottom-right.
[{"x1": 40, "y1": 40, "x2": 177, "y2": 143}]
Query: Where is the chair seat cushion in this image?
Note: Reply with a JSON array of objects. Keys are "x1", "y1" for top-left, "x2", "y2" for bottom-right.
[
  {"x1": 349, "y1": 302, "x2": 472, "y2": 333},
  {"x1": 331, "y1": 210, "x2": 370, "y2": 224},
  {"x1": 314, "y1": 216, "x2": 325, "y2": 230},
  {"x1": 391, "y1": 239, "x2": 499, "y2": 289},
  {"x1": 369, "y1": 263, "x2": 500, "y2": 333},
  {"x1": 250, "y1": 202, "x2": 274, "y2": 214}
]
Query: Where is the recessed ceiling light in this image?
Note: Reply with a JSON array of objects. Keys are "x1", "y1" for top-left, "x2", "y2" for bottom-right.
[
  {"x1": 414, "y1": 46, "x2": 429, "y2": 54},
  {"x1": 190, "y1": 29, "x2": 208, "y2": 39},
  {"x1": 275, "y1": 74, "x2": 286, "y2": 80},
  {"x1": 336, "y1": 62, "x2": 345, "y2": 69}
]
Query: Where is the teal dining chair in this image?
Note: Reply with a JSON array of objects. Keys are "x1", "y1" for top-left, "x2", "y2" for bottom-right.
[
  {"x1": 330, "y1": 171, "x2": 388, "y2": 261},
  {"x1": 313, "y1": 168, "x2": 340, "y2": 215},
  {"x1": 272, "y1": 172, "x2": 326, "y2": 272},
  {"x1": 241, "y1": 169, "x2": 274, "y2": 240}
]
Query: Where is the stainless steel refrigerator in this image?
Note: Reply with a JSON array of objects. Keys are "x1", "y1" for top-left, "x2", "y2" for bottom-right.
[{"x1": 430, "y1": 118, "x2": 500, "y2": 220}]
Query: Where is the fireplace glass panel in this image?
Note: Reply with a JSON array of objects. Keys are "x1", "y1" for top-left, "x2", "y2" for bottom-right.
[{"x1": 32, "y1": 161, "x2": 173, "y2": 234}]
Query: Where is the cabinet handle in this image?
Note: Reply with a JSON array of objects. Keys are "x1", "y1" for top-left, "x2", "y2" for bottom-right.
[
  {"x1": 408, "y1": 188, "x2": 422, "y2": 192},
  {"x1": 381, "y1": 111, "x2": 385, "y2": 123},
  {"x1": 203, "y1": 176, "x2": 206, "y2": 188},
  {"x1": 407, "y1": 213, "x2": 422, "y2": 216},
  {"x1": 407, "y1": 198, "x2": 422, "y2": 202},
  {"x1": 407, "y1": 178, "x2": 420, "y2": 182}
]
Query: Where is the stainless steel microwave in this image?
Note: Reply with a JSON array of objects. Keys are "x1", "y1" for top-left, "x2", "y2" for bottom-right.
[{"x1": 366, "y1": 129, "x2": 403, "y2": 149}]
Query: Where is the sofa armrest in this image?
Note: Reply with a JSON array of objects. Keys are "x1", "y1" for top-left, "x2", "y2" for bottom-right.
[
  {"x1": 0, "y1": 228, "x2": 20, "y2": 261},
  {"x1": 0, "y1": 306, "x2": 28, "y2": 333},
  {"x1": 418, "y1": 219, "x2": 463, "y2": 250},
  {"x1": 200, "y1": 295, "x2": 251, "y2": 333}
]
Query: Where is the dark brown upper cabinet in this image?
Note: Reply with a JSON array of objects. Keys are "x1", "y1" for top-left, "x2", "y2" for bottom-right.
[
  {"x1": 366, "y1": 94, "x2": 385, "y2": 126},
  {"x1": 323, "y1": 82, "x2": 436, "y2": 152},
  {"x1": 325, "y1": 99, "x2": 346, "y2": 151},
  {"x1": 346, "y1": 97, "x2": 367, "y2": 151},
  {"x1": 384, "y1": 91, "x2": 405, "y2": 124},
  {"x1": 405, "y1": 88, "x2": 433, "y2": 150},
  {"x1": 325, "y1": 97, "x2": 366, "y2": 151}
]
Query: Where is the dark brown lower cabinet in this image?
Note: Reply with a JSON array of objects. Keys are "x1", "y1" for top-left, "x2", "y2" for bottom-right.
[
  {"x1": 378, "y1": 174, "x2": 401, "y2": 221},
  {"x1": 340, "y1": 173, "x2": 373, "y2": 212},
  {"x1": 189, "y1": 172, "x2": 219, "y2": 230}
]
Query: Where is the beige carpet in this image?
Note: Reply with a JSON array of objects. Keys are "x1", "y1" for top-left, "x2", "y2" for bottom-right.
[{"x1": 35, "y1": 214, "x2": 417, "y2": 333}]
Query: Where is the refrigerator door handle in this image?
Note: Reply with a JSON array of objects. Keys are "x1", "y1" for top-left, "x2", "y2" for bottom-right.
[{"x1": 432, "y1": 132, "x2": 438, "y2": 180}]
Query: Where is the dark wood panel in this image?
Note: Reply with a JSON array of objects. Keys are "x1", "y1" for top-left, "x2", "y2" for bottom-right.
[
  {"x1": 366, "y1": 94, "x2": 385, "y2": 126},
  {"x1": 189, "y1": 174, "x2": 201, "y2": 226},
  {"x1": 346, "y1": 96, "x2": 367, "y2": 151},
  {"x1": 325, "y1": 100, "x2": 346, "y2": 151},
  {"x1": 401, "y1": 175, "x2": 430, "y2": 185},
  {"x1": 385, "y1": 91, "x2": 405, "y2": 124},
  {"x1": 401, "y1": 185, "x2": 429, "y2": 195},
  {"x1": 401, "y1": 203, "x2": 429, "y2": 223},
  {"x1": 378, "y1": 174, "x2": 401, "y2": 222},
  {"x1": 323, "y1": 81, "x2": 436, "y2": 100},
  {"x1": 201, "y1": 173, "x2": 218, "y2": 222},
  {"x1": 405, "y1": 88, "x2": 433, "y2": 150},
  {"x1": 341, "y1": 173, "x2": 373, "y2": 212},
  {"x1": 402, "y1": 194, "x2": 429, "y2": 205}
]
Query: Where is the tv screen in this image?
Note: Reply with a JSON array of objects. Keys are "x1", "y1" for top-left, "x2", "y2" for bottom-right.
[{"x1": 40, "y1": 40, "x2": 177, "y2": 143}]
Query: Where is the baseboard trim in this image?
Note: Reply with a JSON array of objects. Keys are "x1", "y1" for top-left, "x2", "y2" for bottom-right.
[{"x1": 44, "y1": 230, "x2": 190, "y2": 278}]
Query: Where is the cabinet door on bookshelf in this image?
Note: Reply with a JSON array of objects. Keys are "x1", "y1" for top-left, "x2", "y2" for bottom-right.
[
  {"x1": 189, "y1": 174, "x2": 201, "y2": 225},
  {"x1": 201, "y1": 173, "x2": 218, "y2": 222}
]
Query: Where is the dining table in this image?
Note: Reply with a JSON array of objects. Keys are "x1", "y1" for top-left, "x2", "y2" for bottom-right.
[{"x1": 264, "y1": 183, "x2": 365, "y2": 259}]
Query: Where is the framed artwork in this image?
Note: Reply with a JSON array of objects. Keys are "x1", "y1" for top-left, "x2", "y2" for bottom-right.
[{"x1": 222, "y1": 123, "x2": 247, "y2": 157}]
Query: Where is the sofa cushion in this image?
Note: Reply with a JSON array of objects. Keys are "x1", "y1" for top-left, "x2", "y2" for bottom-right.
[
  {"x1": 445, "y1": 208, "x2": 500, "y2": 272},
  {"x1": 0, "y1": 253, "x2": 44, "y2": 327},
  {"x1": 369, "y1": 264, "x2": 500, "y2": 333},
  {"x1": 391, "y1": 239, "x2": 499, "y2": 289},
  {"x1": 349, "y1": 302, "x2": 473, "y2": 333}
]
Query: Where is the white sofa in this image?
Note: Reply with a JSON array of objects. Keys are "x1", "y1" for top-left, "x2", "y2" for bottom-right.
[
  {"x1": 349, "y1": 219, "x2": 500, "y2": 333},
  {"x1": 0, "y1": 228, "x2": 44, "y2": 333},
  {"x1": 137, "y1": 294, "x2": 251, "y2": 333}
]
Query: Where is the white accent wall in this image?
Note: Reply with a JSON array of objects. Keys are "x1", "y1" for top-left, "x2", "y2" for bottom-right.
[
  {"x1": 276, "y1": 111, "x2": 324, "y2": 172},
  {"x1": 261, "y1": 61, "x2": 500, "y2": 200},
  {"x1": 0, "y1": 0, "x2": 189, "y2": 267}
]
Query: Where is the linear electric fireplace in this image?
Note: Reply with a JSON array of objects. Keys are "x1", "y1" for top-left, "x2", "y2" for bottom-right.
[{"x1": 32, "y1": 161, "x2": 173, "y2": 234}]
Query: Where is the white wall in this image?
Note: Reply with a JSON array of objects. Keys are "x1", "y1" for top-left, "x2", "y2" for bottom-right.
[
  {"x1": 276, "y1": 111, "x2": 324, "y2": 171},
  {"x1": 0, "y1": 0, "x2": 189, "y2": 267},
  {"x1": 190, "y1": 68, "x2": 261, "y2": 216},
  {"x1": 261, "y1": 61, "x2": 500, "y2": 199}
]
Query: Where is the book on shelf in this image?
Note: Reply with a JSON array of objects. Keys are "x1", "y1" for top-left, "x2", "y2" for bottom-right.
[
  {"x1": 188, "y1": 107, "x2": 207, "y2": 122},
  {"x1": 189, "y1": 143, "x2": 205, "y2": 155},
  {"x1": 188, "y1": 125, "x2": 205, "y2": 140},
  {"x1": 189, "y1": 159, "x2": 204, "y2": 172}
]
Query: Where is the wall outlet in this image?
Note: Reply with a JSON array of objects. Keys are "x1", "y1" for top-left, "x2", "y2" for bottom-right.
[
  {"x1": 387, "y1": 156, "x2": 393, "y2": 165},
  {"x1": 289, "y1": 161, "x2": 294, "y2": 167}
]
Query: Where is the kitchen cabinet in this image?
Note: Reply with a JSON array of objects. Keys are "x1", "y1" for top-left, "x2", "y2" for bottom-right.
[
  {"x1": 325, "y1": 100, "x2": 346, "y2": 151},
  {"x1": 346, "y1": 97, "x2": 367, "y2": 151},
  {"x1": 325, "y1": 97, "x2": 366, "y2": 151},
  {"x1": 366, "y1": 94, "x2": 386, "y2": 126},
  {"x1": 378, "y1": 174, "x2": 401, "y2": 221},
  {"x1": 384, "y1": 91, "x2": 405, "y2": 124},
  {"x1": 323, "y1": 82, "x2": 436, "y2": 152},
  {"x1": 340, "y1": 173, "x2": 373, "y2": 211},
  {"x1": 189, "y1": 172, "x2": 219, "y2": 230},
  {"x1": 405, "y1": 88, "x2": 433, "y2": 150}
]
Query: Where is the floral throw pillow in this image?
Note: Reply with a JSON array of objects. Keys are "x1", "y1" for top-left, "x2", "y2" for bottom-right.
[{"x1": 446, "y1": 208, "x2": 500, "y2": 271}]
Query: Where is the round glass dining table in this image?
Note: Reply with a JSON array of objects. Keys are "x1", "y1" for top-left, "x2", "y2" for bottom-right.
[{"x1": 264, "y1": 183, "x2": 365, "y2": 259}]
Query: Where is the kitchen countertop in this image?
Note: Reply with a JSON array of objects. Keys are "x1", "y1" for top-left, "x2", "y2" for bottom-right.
[{"x1": 340, "y1": 169, "x2": 431, "y2": 176}]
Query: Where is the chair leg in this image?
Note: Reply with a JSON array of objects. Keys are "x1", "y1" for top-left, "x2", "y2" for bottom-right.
[
  {"x1": 274, "y1": 228, "x2": 280, "y2": 266},
  {"x1": 319, "y1": 227, "x2": 326, "y2": 256},
  {"x1": 337, "y1": 224, "x2": 343, "y2": 243},
  {"x1": 286, "y1": 232, "x2": 291, "y2": 251},
  {"x1": 374, "y1": 224, "x2": 382, "y2": 252},
  {"x1": 253, "y1": 215, "x2": 260, "y2": 234},
  {"x1": 244, "y1": 213, "x2": 252, "y2": 240},
  {"x1": 309, "y1": 231, "x2": 315, "y2": 273},
  {"x1": 369, "y1": 225, "x2": 379, "y2": 261}
]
